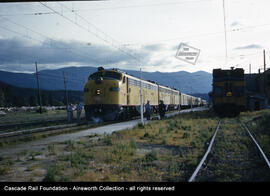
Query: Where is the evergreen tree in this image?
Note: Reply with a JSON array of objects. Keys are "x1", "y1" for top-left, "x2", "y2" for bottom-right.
[
  {"x1": 0, "y1": 89, "x2": 5, "y2": 107},
  {"x1": 48, "y1": 93, "x2": 53, "y2": 106},
  {"x1": 12, "y1": 96, "x2": 26, "y2": 107},
  {"x1": 29, "y1": 95, "x2": 36, "y2": 106},
  {"x1": 4, "y1": 86, "x2": 12, "y2": 107},
  {"x1": 41, "y1": 93, "x2": 48, "y2": 106}
]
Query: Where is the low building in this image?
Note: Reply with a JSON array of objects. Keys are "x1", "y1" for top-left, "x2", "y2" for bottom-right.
[
  {"x1": 259, "y1": 68, "x2": 270, "y2": 105},
  {"x1": 244, "y1": 73, "x2": 267, "y2": 111}
]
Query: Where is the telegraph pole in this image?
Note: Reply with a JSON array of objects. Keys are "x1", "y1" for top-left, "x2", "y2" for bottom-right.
[
  {"x1": 263, "y1": 49, "x2": 266, "y2": 97},
  {"x1": 140, "y1": 67, "x2": 144, "y2": 125},
  {"x1": 222, "y1": 0, "x2": 228, "y2": 66},
  {"x1": 63, "y1": 71, "x2": 68, "y2": 108},
  {"x1": 263, "y1": 49, "x2": 266, "y2": 72},
  {"x1": 35, "y1": 62, "x2": 42, "y2": 114}
]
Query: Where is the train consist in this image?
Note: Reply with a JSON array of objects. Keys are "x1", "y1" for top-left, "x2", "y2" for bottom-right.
[
  {"x1": 210, "y1": 68, "x2": 246, "y2": 116},
  {"x1": 84, "y1": 67, "x2": 207, "y2": 121}
]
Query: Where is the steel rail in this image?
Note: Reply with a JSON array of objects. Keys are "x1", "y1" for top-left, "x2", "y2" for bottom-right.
[
  {"x1": 241, "y1": 122, "x2": 270, "y2": 169},
  {"x1": 0, "y1": 108, "x2": 207, "y2": 140},
  {"x1": 188, "y1": 120, "x2": 221, "y2": 182},
  {"x1": 0, "y1": 123, "x2": 79, "y2": 139},
  {"x1": 0, "y1": 118, "x2": 67, "y2": 130}
]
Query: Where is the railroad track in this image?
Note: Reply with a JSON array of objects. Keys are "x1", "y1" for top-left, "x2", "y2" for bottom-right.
[
  {"x1": 0, "y1": 113, "x2": 170, "y2": 140},
  {"x1": 0, "y1": 118, "x2": 67, "y2": 131},
  {"x1": 189, "y1": 119, "x2": 270, "y2": 182},
  {"x1": 0, "y1": 108, "x2": 206, "y2": 142},
  {"x1": 0, "y1": 122, "x2": 82, "y2": 139}
]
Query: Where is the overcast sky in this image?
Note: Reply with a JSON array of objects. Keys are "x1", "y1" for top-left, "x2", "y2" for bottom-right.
[{"x1": 0, "y1": 0, "x2": 270, "y2": 74}]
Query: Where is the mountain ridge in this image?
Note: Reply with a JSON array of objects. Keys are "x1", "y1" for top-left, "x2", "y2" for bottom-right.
[{"x1": 0, "y1": 66, "x2": 212, "y2": 94}]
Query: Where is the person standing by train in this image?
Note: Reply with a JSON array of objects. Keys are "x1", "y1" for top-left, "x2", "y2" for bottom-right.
[
  {"x1": 158, "y1": 100, "x2": 166, "y2": 120},
  {"x1": 67, "y1": 104, "x2": 73, "y2": 123},
  {"x1": 145, "y1": 100, "x2": 151, "y2": 120},
  {"x1": 76, "y1": 102, "x2": 82, "y2": 124}
]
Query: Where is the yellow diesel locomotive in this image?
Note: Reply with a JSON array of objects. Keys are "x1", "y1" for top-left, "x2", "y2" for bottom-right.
[{"x1": 84, "y1": 67, "x2": 205, "y2": 121}]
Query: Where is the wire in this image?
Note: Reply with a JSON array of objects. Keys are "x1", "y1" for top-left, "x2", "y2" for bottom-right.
[
  {"x1": 0, "y1": 12, "x2": 56, "y2": 17},
  {"x1": 0, "y1": 25, "x2": 43, "y2": 44},
  {"x1": 0, "y1": 16, "x2": 106, "y2": 64},
  {"x1": 40, "y1": 2, "x2": 142, "y2": 65},
  {"x1": 57, "y1": 2, "x2": 135, "y2": 58},
  {"x1": 119, "y1": 20, "x2": 270, "y2": 47},
  {"x1": 0, "y1": 0, "x2": 213, "y2": 17},
  {"x1": 0, "y1": 20, "x2": 91, "y2": 88},
  {"x1": 69, "y1": 0, "x2": 214, "y2": 12},
  {"x1": 40, "y1": 72, "x2": 87, "y2": 84}
]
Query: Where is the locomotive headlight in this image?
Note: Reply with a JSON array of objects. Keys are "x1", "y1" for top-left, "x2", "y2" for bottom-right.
[
  {"x1": 96, "y1": 89, "x2": 101, "y2": 95},
  {"x1": 226, "y1": 92, "x2": 232, "y2": 96}
]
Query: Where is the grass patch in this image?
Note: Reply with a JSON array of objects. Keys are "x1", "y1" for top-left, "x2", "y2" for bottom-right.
[
  {"x1": 43, "y1": 162, "x2": 62, "y2": 182},
  {"x1": 40, "y1": 110, "x2": 219, "y2": 181},
  {"x1": 4, "y1": 109, "x2": 270, "y2": 182}
]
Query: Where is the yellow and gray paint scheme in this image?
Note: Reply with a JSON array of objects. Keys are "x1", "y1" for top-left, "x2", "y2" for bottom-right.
[{"x1": 84, "y1": 67, "x2": 206, "y2": 121}]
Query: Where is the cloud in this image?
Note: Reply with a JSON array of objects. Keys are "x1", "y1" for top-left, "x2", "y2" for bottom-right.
[
  {"x1": 0, "y1": 38, "x2": 151, "y2": 72},
  {"x1": 151, "y1": 59, "x2": 171, "y2": 67},
  {"x1": 142, "y1": 44, "x2": 165, "y2": 51},
  {"x1": 234, "y1": 44, "x2": 262, "y2": 50},
  {"x1": 171, "y1": 42, "x2": 190, "y2": 51},
  {"x1": 171, "y1": 45, "x2": 179, "y2": 51},
  {"x1": 230, "y1": 21, "x2": 242, "y2": 27}
]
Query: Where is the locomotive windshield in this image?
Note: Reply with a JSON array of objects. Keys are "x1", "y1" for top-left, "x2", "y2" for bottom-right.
[
  {"x1": 104, "y1": 71, "x2": 122, "y2": 80},
  {"x1": 88, "y1": 72, "x2": 102, "y2": 80},
  {"x1": 88, "y1": 71, "x2": 122, "y2": 80}
]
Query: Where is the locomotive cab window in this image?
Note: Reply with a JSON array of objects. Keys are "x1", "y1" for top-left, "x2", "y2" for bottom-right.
[
  {"x1": 104, "y1": 71, "x2": 122, "y2": 80},
  {"x1": 88, "y1": 72, "x2": 102, "y2": 80}
]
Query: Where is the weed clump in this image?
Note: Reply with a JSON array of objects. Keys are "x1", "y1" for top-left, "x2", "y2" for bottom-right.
[
  {"x1": 43, "y1": 162, "x2": 61, "y2": 182},
  {"x1": 138, "y1": 123, "x2": 145, "y2": 128},
  {"x1": 143, "y1": 132, "x2": 150, "y2": 138},
  {"x1": 183, "y1": 132, "x2": 190, "y2": 138},
  {"x1": 65, "y1": 140, "x2": 75, "y2": 151},
  {"x1": 103, "y1": 135, "x2": 113, "y2": 146},
  {"x1": 143, "y1": 151, "x2": 158, "y2": 162}
]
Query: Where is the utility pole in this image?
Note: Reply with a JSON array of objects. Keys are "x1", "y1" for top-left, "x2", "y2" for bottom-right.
[
  {"x1": 140, "y1": 67, "x2": 144, "y2": 125},
  {"x1": 222, "y1": 0, "x2": 228, "y2": 67},
  {"x1": 263, "y1": 49, "x2": 266, "y2": 72},
  {"x1": 263, "y1": 50, "x2": 266, "y2": 97},
  {"x1": 35, "y1": 62, "x2": 42, "y2": 114},
  {"x1": 249, "y1": 63, "x2": 251, "y2": 74},
  {"x1": 63, "y1": 71, "x2": 68, "y2": 108}
]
